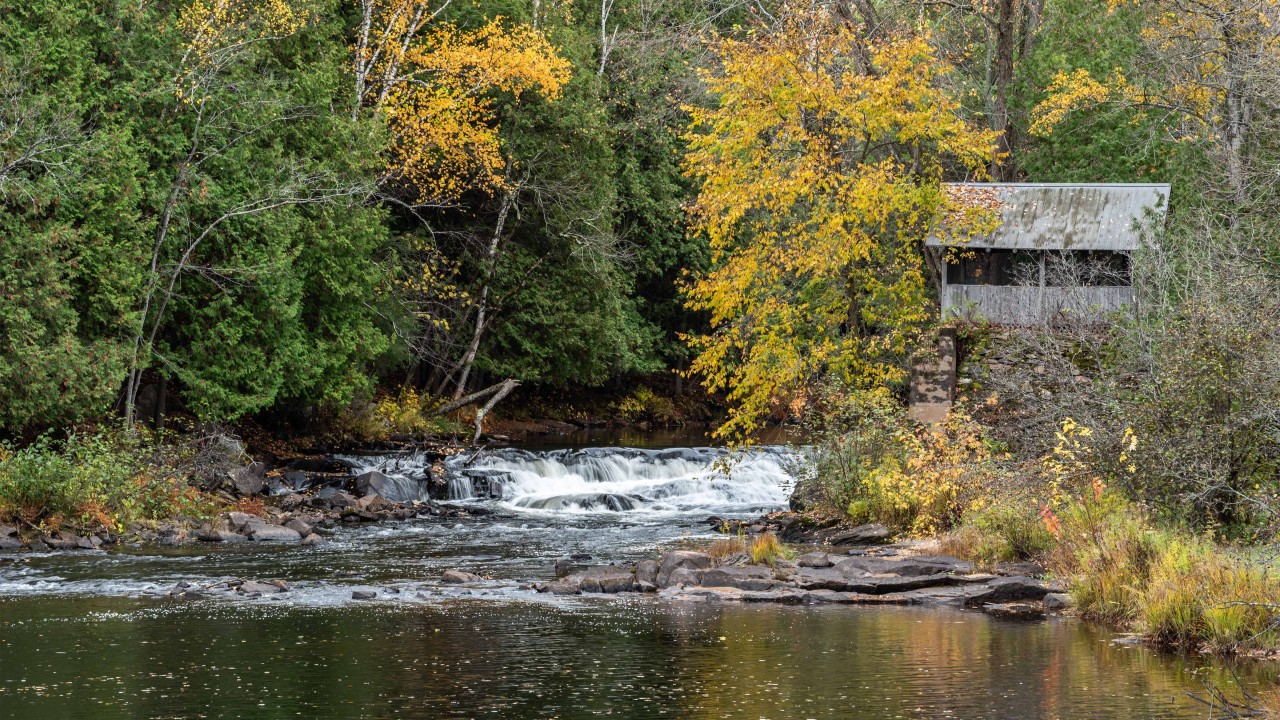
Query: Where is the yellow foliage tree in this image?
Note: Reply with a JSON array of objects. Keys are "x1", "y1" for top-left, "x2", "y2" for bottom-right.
[
  {"x1": 1031, "y1": 0, "x2": 1280, "y2": 204},
  {"x1": 682, "y1": 5, "x2": 1000, "y2": 439},
  {"x1": 351, "y1": 0, "x2": 571, "y2": 203}
]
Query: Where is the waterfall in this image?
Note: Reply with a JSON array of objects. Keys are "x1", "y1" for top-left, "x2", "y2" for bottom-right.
[{"x1": 444, "y1": 446, "x2": 796, "y2": 515}]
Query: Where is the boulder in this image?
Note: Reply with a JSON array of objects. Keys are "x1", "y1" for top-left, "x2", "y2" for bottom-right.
[
  {"x1": 441, "y1": 570, "x2": 484, "y2": 584},
  {"x1": 301, "y1": 533, "x2": 324, "y2": 545},
  {"x1": 354, "y1": 471, "x2": 423, "y2": 503},
  {"x1": 247, "y1": 525, "x2": 302, "y2": 542},
  {"x1": 197, "y1": 529, "x2": 247, "y2": 543},
  {"x1": 0, "y1": 524, "x2": 17, "y2": 538},
  {"x1": 572, "y1": 566, "x2": 635, "y2": 593},
  {"x1": 0, "y1": 536, "x2": 22, "y2": 551},
  {"x1": 538, "y1": 580, "x2": 582, "y2": 595},
  {"x1": 239, "y1": 580, "x2": 286, "y2": 595},
  {"x1": 227, "y1": 512, "x2": 265, "y2": 532},
  {"x1": 226, "y1": 462, "x2": 267, "y2": 496},
  {"x1": 283, "y1": 518, "x2": 313, "y2": 537},
  {"x1": 635, "y1": 559, "x2": 659, "y2": 586},
  {"x1": 657, "y1": 550, "x2": 713, "y2": 587},
  {"x1": 351, "y1": 590, "x2": 377, "y2": 600},
  {"x1": 665, "y1": 567, "x2": 703, "y2": 587}
]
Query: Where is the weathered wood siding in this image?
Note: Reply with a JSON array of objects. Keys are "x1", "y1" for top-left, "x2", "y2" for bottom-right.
[{"x1": 940, "y1": 285, "x2": 1134, "y2": 325}]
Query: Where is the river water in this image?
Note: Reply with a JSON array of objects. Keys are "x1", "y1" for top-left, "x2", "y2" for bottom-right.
[{"x1": 0, "y1": 440, "x2": 1273, "y2": 718}]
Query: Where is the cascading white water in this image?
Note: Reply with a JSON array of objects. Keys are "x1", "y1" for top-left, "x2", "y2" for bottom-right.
[
  {"x1": 447, "y1": 447, "x2": 796, "y2": 515},
  {"x1": 336, "y1": 446, "x2": 798, "y2": 515}
]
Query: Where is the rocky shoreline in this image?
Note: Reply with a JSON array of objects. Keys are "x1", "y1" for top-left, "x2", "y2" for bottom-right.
[
  {"x1": 531, "y1": 544, "x2": 1069, "y2": 616},
  {"x1": 0, "y1": 452, "x2": 482, "y2": 553}
]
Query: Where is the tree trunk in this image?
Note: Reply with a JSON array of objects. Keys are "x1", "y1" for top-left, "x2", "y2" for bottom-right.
[
  {"x1": 991, "y1": 0, "x2": 1018, "y2": 181},
  {"x1": 453, "y1": 186, "x2": 514, "y2": 400},
  {"x1": 472, "y1": 378, "x2": 519, "y2": 443}
]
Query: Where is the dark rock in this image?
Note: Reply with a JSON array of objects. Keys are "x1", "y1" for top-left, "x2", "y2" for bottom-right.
[
  {"x1": 351, "y1": 590, "x2": 377, "y2": 600},
  {"x1": 635, "y1": 559, "x2": 659, "y2": 586},
  {"x1": 327, "y1": 493, "x2": 361, "y2": 509},
  {"x1": 28, "y1": 539, "x2": 49, "y2": 552},
  {"x1": 301, "y1": 533, "x2": 324, "y2": 545},
  {"x1": 226, "y1": 462, "x2": 267, "y2": 496},
  {"x1": 966, "y1": 576, "x2": 1055, "y2": 605},
  {"x1": 0, "y1": 524, "x2": 17, "y2": 538},
  {"x1": 0, "y1": 536, "x2": 22, "y2": 551},
  {"x1": 657, "y1": 550, "x2": 713, "y2": 587},
  {"x1": 354, "y1": 471, "x2": 424, "y2": 503},
  {"x1": 288, "y1": 457, "x2": 357, "y2": 473},
  {"x1": 282, "y1": 470, "x2": 313, "y2": 491},
  {"x1": 247, "y1": 525, "x2": 302, "y2": 542},
  {"x1": 441, "y1": 569, "x2": 483, "y2": 584},
  {"x1": 554, "y1": 558, "x2": 574, "y2": 577},
  {"x1": 1043, "y1": 593, "x2": 1073, "y2": 611},
  {"x1": 826, "y1": 524, "x2": 892, "y2": 545}
]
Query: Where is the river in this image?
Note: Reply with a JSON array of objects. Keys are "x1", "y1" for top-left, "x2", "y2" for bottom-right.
[{"x1": 0, "y1": 437, "x2": 1272, "y2": 718}]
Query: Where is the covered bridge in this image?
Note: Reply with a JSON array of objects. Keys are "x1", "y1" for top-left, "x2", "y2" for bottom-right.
[{"x1": 927, "y1": 183, "x2": 1171, "y2": 325}]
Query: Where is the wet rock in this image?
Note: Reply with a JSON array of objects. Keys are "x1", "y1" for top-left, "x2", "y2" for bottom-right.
[
  {"x1": 442, "y1": 570, "x2": 483, "y2": 584},
  {"x1": 636, "y1": 580, "x2": 657, "y2": 593},
  {"x1": 239, "y1": 580, "x2": 286, "y2": 595},
  {"x1": 351, "y1": 590, "x2": 377, "y2": 600},
  {"x1": 1043, "y1": 593, "x2": 1073, "y2": 611},
  {"x1": 554, "y1": 558, "x2": 574, "y2": 577},
  {"x1": 247, "y1": 525, "x2": 302, "y2": 542},
  {"x1": 657, "y1": 550, "x2": 713, "y2": 587},
  {"x1": 198, "y1": 529, "x2": 248, "y2": 543},
  {"x1": 0, "y1": 536, "x2": 22, "y2": 551},
  {"x1": 43, "y1": 533, "x2": 83, "y2": 550},
  {"x1": 635, "y1": 559, "x2": 659, "y2": 586},
  {"x1": 538, "y1": 580, "x2": 582, "y2": 595},
  {"x1": 572, "y1": 566, "x2": 635, "y2": 593},
  {"x1": 983, "y1": 602, "x2": 1043, "y2": 618},
  {"x1": 666, "y1": 567, "x2": 703, "y2": 587},
  {"x1": 796, "y1": 552, "x2": 833, "y2": 568},
  {"x1": 28, "y1": 539, "x2": 49, "y2": 552},
  {"x1": 301, "y1": 533, "x2": 324, "y2": 545}
]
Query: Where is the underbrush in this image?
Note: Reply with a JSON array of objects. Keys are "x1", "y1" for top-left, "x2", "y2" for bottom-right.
[
  {"x1": 0, "y1": 428, "x2": 216, "y2": 534},
  {"x1": 332, "y1": 387, "x2": 465, "y2": 443},
  {"x1": 799, "y1": 389, "x2": 1007, "y2": 536},
  {"x1": 939, "y1": 503, "x2": 1056, "y2": 569}
]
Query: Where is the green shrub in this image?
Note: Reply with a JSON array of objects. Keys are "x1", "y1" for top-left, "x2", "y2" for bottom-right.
[
  {"x1": 940, "y1": 503, "x2": 1056, "y2": 569},
  {"x1": 0, "y1": 429, "x2": 213, "y2": 532}
]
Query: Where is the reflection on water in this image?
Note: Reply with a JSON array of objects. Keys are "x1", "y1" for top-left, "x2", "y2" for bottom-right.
[{"x1": 0, "y1": 597, "x2": 1270, "y2": 719}]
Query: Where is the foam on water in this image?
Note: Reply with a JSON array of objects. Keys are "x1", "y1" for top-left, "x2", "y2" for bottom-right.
[{"x1": 450, "y1": 446, "x2": 795, "y2": 515}]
